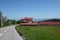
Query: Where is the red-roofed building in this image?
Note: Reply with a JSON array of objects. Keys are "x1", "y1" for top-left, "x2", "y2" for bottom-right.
[
  {"x1": 20, "y1": 17, "x2": 60, "y2": 26},
  {"x1": 38, "y1": 22, "x2": 60, "y2": 26},
  {"x1": 20, "y1": 17, "x2": 37, "y2": 25},
  {"x1": 20, "y1": 17, "x2": 33, "y2": 23}
]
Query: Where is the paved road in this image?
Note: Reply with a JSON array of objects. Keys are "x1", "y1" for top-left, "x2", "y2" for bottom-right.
[{"x1": 0, "y1": 25, "x2": 23, "y2": 40}]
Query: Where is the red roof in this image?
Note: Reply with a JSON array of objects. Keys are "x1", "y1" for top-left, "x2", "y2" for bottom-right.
[
  {"x1": 20, "y1": 17, "x2": 33, "y2": 23},
  {"x1": 21, "y1": 17, "x2": 32, "y2": 21},
  {"x1": 38, "y1": 22, "x2": 60, "y2": 25}
]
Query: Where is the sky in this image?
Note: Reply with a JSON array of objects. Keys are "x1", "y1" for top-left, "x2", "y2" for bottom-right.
[{"x1": 0, "y1": 0, "x2": 60, "y2": 20}]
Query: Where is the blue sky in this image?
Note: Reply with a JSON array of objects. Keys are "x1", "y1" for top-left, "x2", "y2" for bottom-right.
[{"x1": 0, "y1": 0, "x2": 60, "y2": 20}]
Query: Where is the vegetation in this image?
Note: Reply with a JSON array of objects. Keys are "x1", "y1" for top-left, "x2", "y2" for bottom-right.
[
  {"x1": 16, "y1": 20, "x2": 20, "y2": 24},
  {"x1": 16, "y1": 26, "x2": 60, "y2": 40},
  {"x1": 0, "y1": 11, "x2": 16, "y2": 27}
]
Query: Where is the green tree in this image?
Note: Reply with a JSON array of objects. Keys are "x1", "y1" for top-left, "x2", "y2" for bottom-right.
[
  {"x1": 12, "y1": 19, "x2": 16, "y2": 24},
  {"x1": 0, "y1": 11, "x2": 3, "y2": 27}
]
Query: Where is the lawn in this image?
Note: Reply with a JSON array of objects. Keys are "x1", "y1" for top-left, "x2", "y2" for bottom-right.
[{"x1": 15, "y1": 26, "x2": 60, "y2": 40}]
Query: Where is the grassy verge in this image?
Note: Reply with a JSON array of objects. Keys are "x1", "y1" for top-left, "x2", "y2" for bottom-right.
[{"x1": 15, "y1": 26, "x2": 60, "y2": 40}]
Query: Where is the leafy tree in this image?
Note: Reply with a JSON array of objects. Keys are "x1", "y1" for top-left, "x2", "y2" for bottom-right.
[{"x1": 0, "y1": 11, "x2": 3, "y2": 27}]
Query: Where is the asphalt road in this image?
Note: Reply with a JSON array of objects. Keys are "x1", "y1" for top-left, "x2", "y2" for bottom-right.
[{"x1": 0, "y1": 25, "x2": 23, "y2": 40}]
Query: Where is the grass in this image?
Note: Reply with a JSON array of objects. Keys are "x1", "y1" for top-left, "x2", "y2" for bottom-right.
[{"x1": 15, "y1": 26, "x2": 60, "y2": 40}]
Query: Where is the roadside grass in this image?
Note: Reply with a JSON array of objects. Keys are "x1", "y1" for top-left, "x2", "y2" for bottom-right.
[{"x1": 15, "y1": 26, "x2": 60, "y2": 40}]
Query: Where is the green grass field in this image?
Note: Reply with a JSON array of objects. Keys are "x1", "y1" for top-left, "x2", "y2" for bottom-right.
[{"x1": 15, "y1": 26, "x2": 60, "y2": 40}]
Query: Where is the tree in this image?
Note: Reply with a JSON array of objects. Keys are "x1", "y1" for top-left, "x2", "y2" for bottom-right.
[
  {"x1": 0, "y1": 11, "x2": 3, "y2": 27},
  {"x1": 16, "y1": 20, "x2": 20, "y2": 24},
  {"x1": 12, "y1": 19, "x2": 16, "y2": 24},
  {"x1": 0, "y1": 11, "x2": 1, "y2": 26},
  {"x1": 0, "y1": 11, "x2": 7, "y2": 27}
]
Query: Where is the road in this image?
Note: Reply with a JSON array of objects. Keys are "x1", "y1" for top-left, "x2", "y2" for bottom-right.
[{"x1": 0, "y1": 25, "x2": 23, "y2": 40}]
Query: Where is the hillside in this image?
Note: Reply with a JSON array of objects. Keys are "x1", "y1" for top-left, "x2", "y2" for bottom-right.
[{"x1": 42, "y1": 19, "x2": 60, "y2": 22}]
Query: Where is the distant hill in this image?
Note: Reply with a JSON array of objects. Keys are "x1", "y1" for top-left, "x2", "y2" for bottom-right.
[
  {"x1": 43, "y1": 18, "x2": 60, "y2": 22},
  {"x1": 32, "y1": 18, "x2": 48, "y2": 22}
]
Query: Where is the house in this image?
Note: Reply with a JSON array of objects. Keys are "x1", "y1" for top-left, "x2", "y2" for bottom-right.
[
  {"x1": 20, "y1": 17, "x2": 38, "y2": 25},
  {"x1": 20, "y1": 17, "x2": 32, "y2": 23}
]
